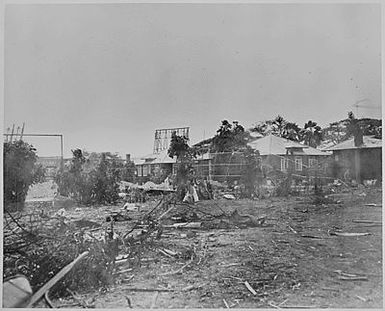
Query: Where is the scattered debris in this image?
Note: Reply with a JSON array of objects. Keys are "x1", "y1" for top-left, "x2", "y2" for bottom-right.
[
  {"x1": 334, "y1": 270, "x2": 368, "y2": 281},
  {"x1": 223, "y1": 194, "x2": 236, "y2": 200},
  {"x1": 123, "y1": 287, "x2": 175, "y2": 292},
  {"x1": 244, "y1": 281, "x2": 257, "y2": 295},
  {"x1": 352, "y1": 220, "x2": 381, "y2": 224},
  {"x1": 338, "y1": 276, "x2": 368, "y2": 281},
  {"x1": 329, "y1": 232, "x2": 371, "y2": 237},
  {"x1": 300, "y1": 235, "x2": 323, "y2": 239},
  {"x1": 364, "y1": 203, "x2": 381, "y2": 207},
  {"x1": 169, "y1": 222, "x2": 202, "y2": 229},
  {"x1": 355, "y1": 295, "x2": 367, "y2": 302},
  {"x1": 4, "y1": 184, "x2": 382, "y2": 308},
  {"x1": 26, "y1": 251, "x2": 89, "y2": 307},
  {"x1": 223, "y1": 298, "x2": 230, "y2": 308}
]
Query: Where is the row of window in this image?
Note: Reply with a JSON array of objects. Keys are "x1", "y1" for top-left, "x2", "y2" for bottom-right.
[
  {"x1": 137, "y1": 165, "x2": 150, "y2": 177},
  {"x1": 280, "y1": 157, "x2": 319, "y2": 172}
]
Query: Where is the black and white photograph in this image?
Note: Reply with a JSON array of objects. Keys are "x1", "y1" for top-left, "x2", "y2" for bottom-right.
[{"x1": 1, "y1": 1, "x2": 383, "y2": 308}]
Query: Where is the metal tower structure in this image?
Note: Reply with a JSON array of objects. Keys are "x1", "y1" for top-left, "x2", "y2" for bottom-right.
[{"x1": 153, "y1": 127, "x2": 190, "y2": 154}]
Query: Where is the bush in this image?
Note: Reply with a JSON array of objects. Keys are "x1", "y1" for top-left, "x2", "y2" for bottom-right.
[
  {"x1": 3, "y1": 140, "x2": 46, "y2": 209},
  {"x1": 55, "y1": 149, "x2": 123, "y2": 205}
]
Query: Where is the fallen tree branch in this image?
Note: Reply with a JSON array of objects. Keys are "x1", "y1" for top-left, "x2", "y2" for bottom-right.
[
  {"x1": 352, "y1": 220, "x2": 382, "y2": 224},
  {"x1": 330, "y1": 232, "x2": 371, "y2": 237},
  {"x1": 26, "y1": 251, "x2": 89, "y2": 307},
  {"x1": 160, "y1": 257, "x2": 194, "y2": 276},
  {"x1": 44, "y1": 290, "x2": 55, "y2": 308},
  {"x1": 123, "y1": 287, "x2": 175, "y2": 292}
]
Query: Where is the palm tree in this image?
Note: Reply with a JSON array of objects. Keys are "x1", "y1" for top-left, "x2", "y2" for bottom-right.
[
  {"x1": 282, "y1": 122, "x2": 301, "y2": 142},
  {"x1": 345, "y1": 112, "x2": 363, "y2": 147},
  {"x1": 271, "y1": 115, "x2": 287, "y2": 137},
  {"x1": 301, "y1": 121, "x2": 323, "y2": 148}
]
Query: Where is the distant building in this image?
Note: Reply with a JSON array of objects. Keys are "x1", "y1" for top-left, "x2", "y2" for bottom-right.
[
  {"x1": 134, "y1": 133, "x2": 332, "y2": 184},
  {"x1": 247, "y1": 135, "x2": 331, "y2": 175},
  {"x1": 133, "y1": 149, "x2": 176, "y2": 183},
  {"x1": 325, "y1": 136, "x2": 382, "y2": 182},
  {"x1": 36, "y1": 156, "x2": 62, "y2": 179}
]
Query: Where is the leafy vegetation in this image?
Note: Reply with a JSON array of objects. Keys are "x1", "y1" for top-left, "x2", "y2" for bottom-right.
[
  {"x1": 322, "y1": 112, "x2": 381, "y2": 147},
  {"x1": 168, "y1": 131, "x2": 196, "y2": 198},
  {"x1": 211, "y1": 120, "x2": 249, "y2": 152},
  {"x1": 252, "y1": 116, "x2": 302, "y2": 142},
  {"x1": 3, "y1": 140, "x2": 46, "y2": 209},
  {"x1": 301, "y1": 120, "x2": 323, "y2": 148},
  {"x1": 55, "y1": 150, "x2": 132, "y2": 205},
  {"x1": 251, "y1": 113, "x2": 381, "y2": 148},
  {"x1": 240, "y1": 147, "x2": 261, "y2": 197}
]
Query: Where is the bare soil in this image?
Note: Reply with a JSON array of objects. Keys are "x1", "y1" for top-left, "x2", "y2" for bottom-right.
[{"x1": 45, "y1": 187, "x2": 382, "y2": 309}]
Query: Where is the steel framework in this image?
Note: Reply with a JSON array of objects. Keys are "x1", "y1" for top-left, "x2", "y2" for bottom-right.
[{"x1": 153, "y1": 127, "x2": 189, "y2": 154}]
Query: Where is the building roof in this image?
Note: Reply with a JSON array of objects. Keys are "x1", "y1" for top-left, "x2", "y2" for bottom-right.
[
  {"x1": 133, "y1": 149, "x2": 176, "y2": 165},
  {"x1": 325, "y1": 136, "x2": 382, "y2": 151},
  {"x1": 247, "y1": 134, "x2": 330, "y2": 156}
]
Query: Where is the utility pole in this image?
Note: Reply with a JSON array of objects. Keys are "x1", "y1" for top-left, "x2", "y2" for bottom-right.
[
  {"x1": 60, "y1": 135, "x2": 64, "y2": 171},
  {"x1": 10, "y1": 124, "x2": 15, "y2": 143},
  {"x1": 20, "y1": 123, "x2": 25, "y2": 140}
]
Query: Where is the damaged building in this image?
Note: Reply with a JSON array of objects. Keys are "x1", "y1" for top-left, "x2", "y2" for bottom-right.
[
  {"x1": 246, "y1": 134, "x2": 331, "y2": 175},
  {"x1": 325, "y1": 135, "x2": 382, "y2": 183}
]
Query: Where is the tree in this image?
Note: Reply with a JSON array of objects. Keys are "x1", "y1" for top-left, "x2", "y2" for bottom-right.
[
  {"x1": 282, "y1": 122, "x2": 302, "y2": 142},
  {"x1": 3, "y1": 140, "x2": 46, "y2": 209},
  {"x1": 251, "y1": 116, "x2": 302, "y2": 142},
  {"x1": 168, "y1": 132, "x2": 196, "y2": 199},
  {"x1": 300, "y1": 120, "x2": 323, "y2": 148},
  {"x1": 321, "y1": 113, "x2": 381, "y2": 148},
  {"x1": 91, "y1": 153, "x2": 121, "y2": 204},
  {"x1": 55, "y1": 149, "x2": 91, "y2": 202},
  {"x1": 120, "y1": 161, "x2": 137, "y2": 183},
  {"x1": 270, "y1": 115, "x2": 287, "y2": 137},
  {"x1": 240, "y1": 147, "x2": 261, "y2": 198},
  {"x1": 55, "y1": 150, "x2": 122, "y2": 205},
  {"x1": 168, "y1": 132, "x2": 193, "y2": 160},
  {"x1": 358, "y1": 118, "x2": 381, "y2": 138},
  {"x1": 211, "y1": 120, "x2": 248, "y2": 152},
  {"x1": 345, "y1": 112, "x2": 363, "y2": 147}
]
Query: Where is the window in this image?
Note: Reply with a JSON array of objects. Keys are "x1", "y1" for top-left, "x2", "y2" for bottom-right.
[
  {"x1": 295, "y1": 157, "x2": 303, "y2": 171},
  {"x1": 137, "y1": 165, "x2": 143, "y2": 177},
  {"x1": 280, "y1": 158, "x2": 289, "y2": 171},
  {"x1": 309, "y1": 158, "x2": 318, "y2": 168},
  {"x1": 143, "y1": 165, "x2": 149, "y2": 176}
]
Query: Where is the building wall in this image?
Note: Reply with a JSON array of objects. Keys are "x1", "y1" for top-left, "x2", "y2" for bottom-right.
[
  {"x1": 331, "y1": 148, "x2": 382, "y2": 181},
  {"x1": 136, "y1": 153, "x2": 330, "y2": 184},
  {"x1": 261, "y1": 154, "x2": 328, "y2": 175},
  {"x1": 136, "y1": 163, "x2": 173, "y2": 184}
]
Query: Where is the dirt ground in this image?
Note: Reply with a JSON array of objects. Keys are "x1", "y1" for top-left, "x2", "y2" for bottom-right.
[{"x1": 36, "y1": 186, "x2": 383, "y2": 309}]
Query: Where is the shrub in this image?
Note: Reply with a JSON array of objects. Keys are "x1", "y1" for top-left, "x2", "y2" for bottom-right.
[
  {"x1": 55, "y1": 149, "x2": 123, "y2": 205},
  {"x1": 3, "y1": 140, "x2": 46, "y2": 210}
]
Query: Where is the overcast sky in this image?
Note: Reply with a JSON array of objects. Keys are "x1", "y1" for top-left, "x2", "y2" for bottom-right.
[{"x1": 4, "y1": 3, "x2": 381, "y2": 158}]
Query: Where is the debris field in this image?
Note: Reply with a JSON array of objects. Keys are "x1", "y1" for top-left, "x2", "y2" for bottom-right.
[{"x1": 3, "y1": 186, "x2": 382, "y2": 308}]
